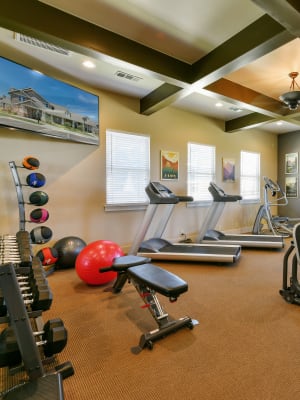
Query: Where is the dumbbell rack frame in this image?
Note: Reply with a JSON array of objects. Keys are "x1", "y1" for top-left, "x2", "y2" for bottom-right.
[
  {"x1": 8, "y1": 161, "x2": 26, "y2": 232},
  {"x1": 0, "y1": 161, "x2": 70, "y2": 399}
]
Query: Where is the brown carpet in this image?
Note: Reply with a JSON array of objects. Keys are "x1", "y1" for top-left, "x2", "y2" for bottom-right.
[{"x1": 31, "y1": 242, "x2": 300, "y2": 399}]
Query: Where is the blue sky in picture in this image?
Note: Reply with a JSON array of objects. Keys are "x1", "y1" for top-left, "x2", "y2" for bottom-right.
[{"x1": 0, "y1": 56, "x2": 99, "y2": 123}]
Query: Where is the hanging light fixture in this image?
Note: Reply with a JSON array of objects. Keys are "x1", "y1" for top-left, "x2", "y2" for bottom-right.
[{"x1": 279, "y1": 72, "x2": 300, "y2": 110}]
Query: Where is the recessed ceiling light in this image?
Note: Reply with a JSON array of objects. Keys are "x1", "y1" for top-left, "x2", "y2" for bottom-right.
[
  {"x1": 82, "y1": 60, "x2": 96, "y2": 68},
  {"x1": 215, "y1": 102, "x2": 223, "y2": 107}
]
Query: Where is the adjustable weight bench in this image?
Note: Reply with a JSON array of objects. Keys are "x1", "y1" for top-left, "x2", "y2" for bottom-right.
[{"x1": 100, "y1": 256, "x2": 197, "y2": 353}]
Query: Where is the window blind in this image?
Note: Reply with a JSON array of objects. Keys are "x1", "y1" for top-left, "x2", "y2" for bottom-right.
[
  {"x1": 187, "y1": 142, "x2": 216, "y2": 202},
  {"x1": 240, "y1": 150, "x2": 260, "y2": 201},
  {"x1": 106, "y1": 130, "x2": 150, "y2": 205}
]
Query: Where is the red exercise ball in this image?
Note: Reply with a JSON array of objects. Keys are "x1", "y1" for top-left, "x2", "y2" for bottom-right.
[{"x1": 75, "y1": 240, "x2": 124, "y2": 286}]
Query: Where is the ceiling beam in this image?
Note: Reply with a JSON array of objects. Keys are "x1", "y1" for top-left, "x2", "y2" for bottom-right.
[
  {"x1": 190, "y1": 14, "x2": 294, "y2": 87},
  {"x1": 205, "y1": 79, "x2": 285, "y2": 117},
  {"x1": 140, "y1": 83, "x2": 184, "y2": 115},
  {"x1": 0, "y1": 0, "x2": 190, "y2": 85},
  {"x1": 140, "y1": 15, "x2": 295, "y2": 116},
  {"x1": 1, "y1": 0, "x2": 298, "y2": 128},
  {"x1": 225, "y1": 113, "x2": 274, "y2": 133},
  {"x1": 251, "y1": 0, "x2": 300, "y2": 36}
]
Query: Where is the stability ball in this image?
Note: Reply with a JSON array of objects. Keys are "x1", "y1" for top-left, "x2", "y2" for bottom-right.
[
  {"x1": 75, "y1": 240, "x2": 124, "y2": 286},
  {"x1": 54, "y1": 236, "x2": 86, "y2": 269}
]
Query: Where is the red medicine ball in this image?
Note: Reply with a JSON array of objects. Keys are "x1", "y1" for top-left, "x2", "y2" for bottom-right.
[{"x1": 36, "y1": 247, "x2": 59, "y2": 266}]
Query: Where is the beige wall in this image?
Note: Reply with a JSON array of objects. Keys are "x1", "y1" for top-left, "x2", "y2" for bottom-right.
[{"x1": 0, "y1": 88, "x2": 278, "y2": 252}]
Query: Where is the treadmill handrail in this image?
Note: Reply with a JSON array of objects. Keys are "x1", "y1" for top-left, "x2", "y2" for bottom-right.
[
  {"x1": 177, "y1": 195, "x2": 194, "y2": 202},
  {"x1": 209, "y1": 182, "x2": 242, "y2": 202}
]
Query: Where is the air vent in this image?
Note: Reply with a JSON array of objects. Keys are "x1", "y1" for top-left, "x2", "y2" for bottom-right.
[
  {"x1": 14, "y1": 33, "x2": 70, "y2": 56},
  {"x1": 115, "y1": 71, "x2": 142, "y2": 82},
  {"x1": 229, "y1": 106, "x2": 243, "y2": 113}
]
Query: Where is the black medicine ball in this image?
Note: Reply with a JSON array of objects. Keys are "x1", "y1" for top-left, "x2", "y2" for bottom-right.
[
  {"x1": 30, "y1": 226, "x2": 53, "y2": 244},
  {"x1": 29, "y1": 191, "x2": 49, "y2": 206}
]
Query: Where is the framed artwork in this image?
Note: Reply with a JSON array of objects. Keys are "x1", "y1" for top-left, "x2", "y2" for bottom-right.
[
  {"x1": 222, "y1": 158, "x2": 235, "y2": 181},
  {"x1": 160, "y1": 150, "x2": 179, "y2": 180},
  {"x1": 285, "y1": 176, "x2": 298, "y2": 198},
  {"x1": 285, "y1": 152, "x2": 298, "y2": 174}
]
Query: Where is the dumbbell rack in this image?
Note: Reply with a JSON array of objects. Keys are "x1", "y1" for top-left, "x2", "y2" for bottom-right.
[
  {"x1": 8, "y1": 161, "x2": 26, "y2": 231},
  {"x1": 0, "y1": 161, "x2": 73, "y2": 399}
]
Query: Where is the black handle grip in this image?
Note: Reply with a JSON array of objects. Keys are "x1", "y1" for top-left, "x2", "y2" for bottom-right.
[{"x1": 99, "y1": 266, "x2": 113, "y2": 273}]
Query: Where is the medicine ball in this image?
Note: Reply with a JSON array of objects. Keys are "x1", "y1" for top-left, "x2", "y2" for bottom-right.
[
  {"x1": 29, "y1": 191, "x2": 49, "y2": 206},
  {"x1": 30, "y1": 208, "x2": 49, "y2": 223},
  {"x1": 36, "y1": 247, "x2": 58, "y2": 266},
  {"x1": 22, "y1": 156, "x2": 40, "y2": 170},
  {"x1": 30, "y1": 226, "x2": 53, "y2": 244},
  {"x1": 54, "y1": 236, "x2": 86, "y2": 269},
  {"x1": 26, "y1": 173, "x2": 46, "y2": 188}
]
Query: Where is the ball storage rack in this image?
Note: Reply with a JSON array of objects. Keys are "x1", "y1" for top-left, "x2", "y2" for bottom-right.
[{"x1": 0, "y1": 158, "x2": 73, "y2": 400}]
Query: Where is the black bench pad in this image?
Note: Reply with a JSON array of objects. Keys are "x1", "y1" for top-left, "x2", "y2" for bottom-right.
[
  {"x1": 112, "y1": 255, "x2": 151, "y2": 271},
  {"x1": 128, "y1": 263, "x2": 188, "y2": 298}
]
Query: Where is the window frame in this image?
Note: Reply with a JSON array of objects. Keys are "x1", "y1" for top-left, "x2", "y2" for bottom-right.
[
  {"x1": 105, "y1": 129, "x2": 150, "y2": 211},
  {"x1": 240, "y1": 150, "x2": 261, "y2": 204},
  {"x1": 187, "y1": 142, "x2": 216, "y2": 206}
]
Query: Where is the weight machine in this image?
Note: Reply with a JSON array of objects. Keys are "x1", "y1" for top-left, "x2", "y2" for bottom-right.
[
  {"x1": 252, "y1": 176, "x2": 300, "y2": 237},
  {"x1": 279, "y1": 223, "x2": 300, "y2": 305}
]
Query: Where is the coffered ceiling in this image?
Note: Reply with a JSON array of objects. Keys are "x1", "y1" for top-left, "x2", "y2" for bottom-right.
[{"x1": 0, "y1": 0, "x2": 300, "y2": 134}]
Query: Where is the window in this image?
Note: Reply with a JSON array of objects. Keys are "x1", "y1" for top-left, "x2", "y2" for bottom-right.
[
  {"x1": 106, "y1": 130, "x2": 150, "y2": 210},
  {"x1": 187, "y1": 142, "x2": 216, "y2": 202},
  {"x1": 240, "y1": 150, "x2": 260, "y2": 201}
]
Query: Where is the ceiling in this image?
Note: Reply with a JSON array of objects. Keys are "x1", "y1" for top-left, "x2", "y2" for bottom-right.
[{"x1": 1, "y1": 0, "x2": 300, "y2": 134}]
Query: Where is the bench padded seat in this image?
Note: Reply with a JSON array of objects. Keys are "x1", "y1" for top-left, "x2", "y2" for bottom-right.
[{"x1": 128, "y1": 263, "x2": 188, "y2": 298}]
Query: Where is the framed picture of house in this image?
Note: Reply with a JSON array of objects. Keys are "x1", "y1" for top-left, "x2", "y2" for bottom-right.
[
  {"x1": 285, "y1": 176, "x2": 298, "y2": 198},
  {"x1": 285, "y1": 152, "x2": 298, "y2": 174},
  {"x1": 0, "y1": 56, "x2": 99, "y2": 145},
  {"x1": 161, "y1": 150, "x2": 179, "y2": 180}
]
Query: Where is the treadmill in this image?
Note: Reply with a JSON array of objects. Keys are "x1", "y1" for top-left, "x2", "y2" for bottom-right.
[
  {"x1": 129, "y1": 182, "x2": 241, "y2": 263},
  {"x1": 197, "y1": 182, "x2": 284, "y2": 249}
]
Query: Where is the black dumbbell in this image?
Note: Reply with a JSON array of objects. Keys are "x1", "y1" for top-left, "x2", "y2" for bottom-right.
[
  {"x1": 36, "y1": 318, "x2": 68, "y2": 357},
  {"x1": 31, "y1": 285, "x2": 53, "y2": 311},
  {"x1": 0, "y1": 318, "x2": 68, "y2": 367},
  {"x1": 0, "y1": 327, "x2": 22, "y2": 367},
  {"x1": 16, "y1": 273, "x2": 53, "y2": 311}
]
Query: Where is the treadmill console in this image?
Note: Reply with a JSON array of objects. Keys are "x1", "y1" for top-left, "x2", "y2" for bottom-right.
[
  {"x1": 146, "y1": 182, "x2": 194, "y2": 204},
  {"x1": 146, "y1": 182, "x2": 179, "y2": 204},
  {"x1": 209, "y1": 182, "x2": 242, "y2": 203}
]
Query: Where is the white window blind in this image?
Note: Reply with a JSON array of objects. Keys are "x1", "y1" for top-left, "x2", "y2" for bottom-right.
[
  {"x1": 240, "y1": 151, "x2": 260, "y2": 201},
  {"x1": 106, "y1": 130, "x2": 150, "y2": 207},
  {"x1": 187, "y1": 142, "x2": 216, "y2": 202}
]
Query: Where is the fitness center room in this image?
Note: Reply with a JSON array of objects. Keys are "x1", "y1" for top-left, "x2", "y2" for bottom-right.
[{"x1": 1, "y1": 1, "x2": 300, "y2": 399}]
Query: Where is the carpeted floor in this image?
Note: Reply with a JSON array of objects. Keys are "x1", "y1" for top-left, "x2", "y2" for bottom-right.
[{"x1": 20, "y1": 241, "x2": 300, "y2": 399}]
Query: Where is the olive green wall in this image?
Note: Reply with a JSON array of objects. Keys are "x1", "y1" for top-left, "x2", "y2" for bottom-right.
[
  {"x1": 0, "y1": 88, "x2": 278, "y2": 252},
  {"x1": 278, "y1": 130, "x2": 300, "y2": 218}
]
